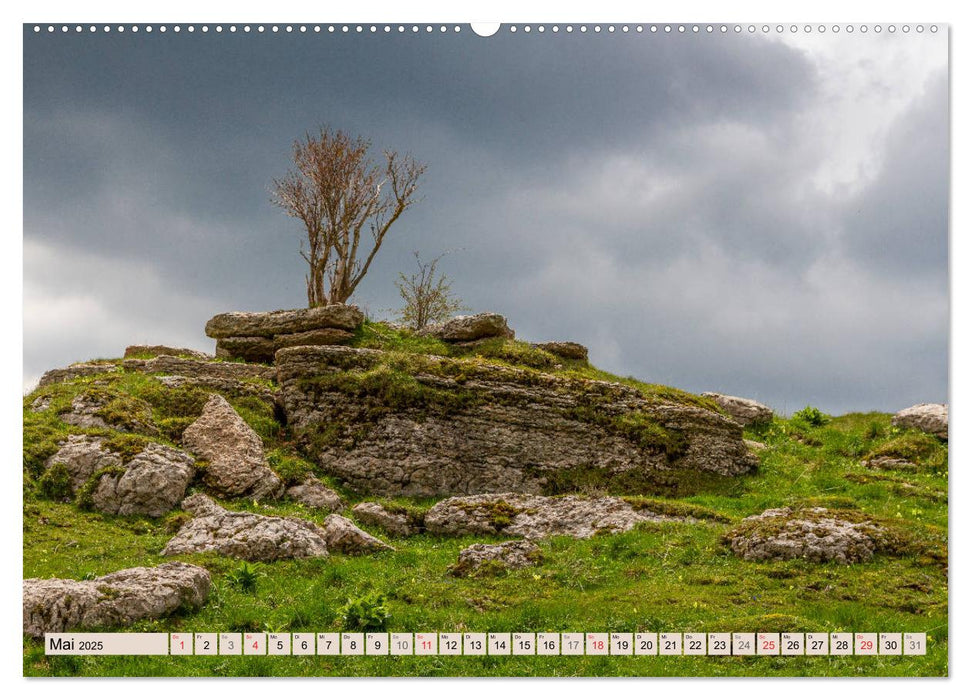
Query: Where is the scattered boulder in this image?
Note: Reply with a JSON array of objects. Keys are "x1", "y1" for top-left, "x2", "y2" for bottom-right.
[
  {"x1": 321, "y1": 514, "x2": 394, "y2": 554},
  {"x1": 701, "y1": 392, "x2": 774, "y2": 427},
  {"x1": 124, "y1": 345, "x2": 211, "y2": 360},
  {"x1": 23, "y1": 562, "x2": 211, "y2": 638},
  {"x1": 424, "y1": 493, "x2": 675, "y2": 539},
  {"x1": 892, "y1": 403, "x2": 948, "y2": 440},
  {"x1": 286, "y1": 476, "x2": 344, "y2": 512},
  {"x1": 744, "y1": 439, "x2": 767, "y2": 452},
  {"x1": 435, "y1": 313, "x2": 514, "y2": 343},
  {"x1": 215, "y1": 328, "x2": 354, "y2": 363},
  {"x1": 535, "y1": 341, "x2": 588, "y2": 361},
  {"x1": 38, "y1": 363, "x2": 120, "y2": 387},
  {"x1": 44, "y1": 435, "x2": 123, "y2": 492},
  {"x1": 451, "y1": 540, "x2": 542, "y2": 577},
  {"x1": 181, "y1": 394, "x2": 284, "y2": 500},
  {"x1": 88, "y1": 443, "x2": 195, "y2": 517},
  {"x1": 351, "y1": 502, "x2": 415, "y2": 536},
  {"x1": 863, "y1": 456, "x2": 917, "y2": 472},
  {"x1": 205, "y1": 304, "x2": 364, "y2": 338},
  {"x1": 724, "y1": 507, "x2": 893, "y2": 564},
  {"x1": 161, "y1": 494, "x2": 329, "y2": 561}
]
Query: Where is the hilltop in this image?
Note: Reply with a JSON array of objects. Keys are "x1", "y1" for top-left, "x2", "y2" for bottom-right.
[{"x1": 22, "y1": 306, "x2": 948, "y2": 677}]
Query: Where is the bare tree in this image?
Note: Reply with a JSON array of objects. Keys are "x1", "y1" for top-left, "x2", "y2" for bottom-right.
[
  {"x1": 396, "y1": 251, "x2": 466, "y2": 331},
  {"x1": 271, "y1": 128, "x2": 426, "y2": 307}
]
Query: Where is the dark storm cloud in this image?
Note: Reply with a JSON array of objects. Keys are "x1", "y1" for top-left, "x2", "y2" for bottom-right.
[{"x1": 22, "y1": 27, "x2": 948, "y2": 413}]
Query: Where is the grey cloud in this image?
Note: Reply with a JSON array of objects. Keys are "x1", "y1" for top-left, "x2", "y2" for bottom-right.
[{"x1": 22, "y1": 28, "x2": 947, "y2": 413}]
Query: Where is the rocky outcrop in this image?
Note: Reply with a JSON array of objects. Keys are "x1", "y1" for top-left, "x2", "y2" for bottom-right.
[
  {"x1": 451, "y1": 540, "x2": 542, "y2": 577},
  {"x1": 724, "y1": 507, "x2": 891, "y2": 564},
  {"x1": 535, "y1": 341, "x2": 588, "y2": 361},
  {"x1": 88, "y1": 443, "x2": 195, "y2": 517},
  {"x1": 161, "y1": 494, "x2": 329, "y2": 561},
  {"x1": 45, "y1": 435, "x2": 123, "y2": 492},
  {"x1": 38, "y1": 363, "x2": 120, "y2": 387},
  {"x1": 58, "y1": 392, "x2": 157, "y2": 434},
  {"x1": 286, "y1": 476, "x2": 344, "y2": 512},
  {"x1": 43, "y1": 438, "x2": 195, "y2": 516},
  {"x1": 701, "y1": 392, "x2": 774, "y2": 427},
  {"x1": 122, "y1": 355, "x2": 276, "y2": 383},
  {"x1": 352, "y1": 502, "x2": 415, "y2": 536},
  {"x1": 321, "y1": 514, "x2": 394, "y2": 554},
  {"x1": 892, "y1": 403, "x2": 948, "y2": 440},
  {"x1": 23, "y1": 562, "x2": 211, "y2": 638},
  {"x1": 434, "y1": 313, "x2": 514, "y2": 343},
  {"x1": 205, "y1": 304, "x2": 364, "y2": 338},
  {"x1": 277, "y1": 345, "x2": 756, "y2": 498},
  {"x1": 424, "y1": 493, "x2": 675, "y2": 539},
  {"x1": 181, "y1": 394, "x2": 284, "y2": 500},
  {"x1": 215, "y1": 329, "x2": 354, "y2": 364},
  {"x1": 124, "y1": 345, "x2": 211, "y2": 360}
]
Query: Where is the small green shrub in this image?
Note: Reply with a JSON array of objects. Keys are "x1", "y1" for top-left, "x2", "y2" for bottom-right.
[
  {"x1": 227, "y1": 562, "x2": 262, "y2": 593},
  {"x1": 338, "y1": 591, "x2": 391, "y2": 631},
  {"x1": 37, "y1": 464, "x2": 73, "y2": 501},
  {"x1": 791, "y1": 406, "x2": 830, "y2": 427}
]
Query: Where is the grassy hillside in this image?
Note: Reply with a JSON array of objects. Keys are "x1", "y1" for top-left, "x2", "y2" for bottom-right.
[{"x1": 22, "y1": 325, "x2": 948, "y2": 677}]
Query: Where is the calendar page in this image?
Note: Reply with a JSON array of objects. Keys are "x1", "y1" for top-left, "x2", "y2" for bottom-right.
[{"x1": 21, "y1": 18, "x2": 948, "y2": 679}]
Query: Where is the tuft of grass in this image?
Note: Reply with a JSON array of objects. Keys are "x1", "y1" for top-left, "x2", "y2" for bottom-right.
[
  {"x1": 265, "y1": 449, "x2": 315, "y2": 485},
  {"x1": 450, "y1": 337, "x2": 557, "y2": 370},
  {"x1": 622, "y1": 497, "x2": 731, "y2": 522}
]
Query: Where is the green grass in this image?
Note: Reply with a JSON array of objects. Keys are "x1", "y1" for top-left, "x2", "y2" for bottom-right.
[{"x1": 22, "y1": 356, "x2": 948, "y2": 677}]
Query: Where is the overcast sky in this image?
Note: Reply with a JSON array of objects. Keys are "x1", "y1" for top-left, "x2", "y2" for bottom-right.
[{"x1": 22, "y1": 26, "x2": 948, "y2": 414}]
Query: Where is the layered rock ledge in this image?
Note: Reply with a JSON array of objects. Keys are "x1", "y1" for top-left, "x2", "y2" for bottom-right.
[
  {"x1": 205, "y1": 304, "x2": 364, "y2": 363},
  {"x1": 277, "y1": 345, "x2": 756, "y2": 497}
]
